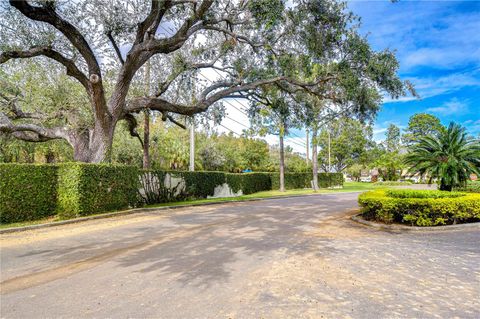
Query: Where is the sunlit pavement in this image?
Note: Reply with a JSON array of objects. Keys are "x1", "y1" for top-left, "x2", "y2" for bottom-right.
[{"x1": 1, "y1": 192, "x2": 479, "y2": 318}]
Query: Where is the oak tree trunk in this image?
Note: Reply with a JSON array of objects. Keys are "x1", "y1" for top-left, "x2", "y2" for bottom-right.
[{"x1": 71, "y1": 118, "x2": 115, "y2": 163}]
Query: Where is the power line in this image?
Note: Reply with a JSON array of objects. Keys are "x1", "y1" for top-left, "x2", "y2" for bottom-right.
[
  {"x1": 284, "y1": 137, "x2": 306, "y2": 148},
  {"x1": 156, "y1": 24, "x2": 308, "y2": 150},
  {"x1": 218, "y1": 123, "x2": 242, "y2": 136},
  {"x1": 198, "y1": 72, "x2": 250, "y2": 116},
  {"x1": 206, "y1": 69, "x2": 306, "y2": 147},
  {"x1": 225, "y1": 115, "x2": 249, "y2": 129}
]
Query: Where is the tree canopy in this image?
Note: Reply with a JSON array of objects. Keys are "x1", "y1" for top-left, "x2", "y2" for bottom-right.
[
  {"x1": 402, "y1": 113, "x2": 444, "y2": 146},
  {"x1": 404, "y1": 122, "x2": 480, "y2": 191},
  {"x1": 1, "y1": 0, "x2": 414, "y2": 163}
]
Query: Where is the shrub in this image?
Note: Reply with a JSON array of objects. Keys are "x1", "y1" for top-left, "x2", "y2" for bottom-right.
[
  {"x1": 454, "y1": 181, "x2": 480, "y2": 193},
  {"x1": 359, "y1": 189, "x2": 480, "y2": 226},
  {"x1": 385, "y1": 189, "x2": 464, "y2": 199},
  {"x1": 318, "y1": 172, "x2": 344, "y2": 188},
  {"x1": 226, "y1": 172, "x2": 272, "y2": 195},
  {"x1": 182, "y1": 171, "x2": 227, "y2": 198},
  {"x1": 270, "y1": 172, "x2": 343, "y2": 190},
  {"x1": 138, "y1": 170, "x2": 273, "y2": 204},
  {"x1": 0, "y1": 164, "x2": 58, "y2": 223},
  {"x1": 373, "y1": 181, "x2": 412, "y2": 186},
  {"x1": 57, "y1": 163, "x2": 140, "y2": 219},
  {"x1": 1, "y1": 164, "x2": 344, "y2": 224}
]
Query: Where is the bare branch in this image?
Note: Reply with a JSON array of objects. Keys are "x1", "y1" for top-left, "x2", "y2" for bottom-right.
[
  {"x1": 10, "y1": 1, "x2": 109, "y2": 122},
  {"x1": 163, "y1": 112, "x2": 187, "y2": 129},
  {"x1": 154, "y1": 52, "x2": 227, "y2": 96},
  {"x1": 146, "y1": 0, "x2": 214, "y2": 55},
  {"x1": 203, "y1": 26, "x2": 264, "y2": 49},
  {"x1": 106, "y1": 32, "x2": 125, "y2": 65}
]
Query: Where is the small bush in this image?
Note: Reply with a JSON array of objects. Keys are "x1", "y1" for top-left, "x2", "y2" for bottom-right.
[
  {"x1": 0, "y1": 164, "x2": 58, "y2": 223},
  {"x1": 57, "y1": 163, "x2": 140, "y2": 219},
  {"x1": 373, "y1": 181, "x2": 412, "y2": 187},
  {"x1": 359, "y1": 189, "x2": 480, "y2": 226}
]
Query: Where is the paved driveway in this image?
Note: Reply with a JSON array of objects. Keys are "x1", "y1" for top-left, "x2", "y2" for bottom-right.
[{"x1": 1, "y1": 193, "x2": 479, "y2": 318}]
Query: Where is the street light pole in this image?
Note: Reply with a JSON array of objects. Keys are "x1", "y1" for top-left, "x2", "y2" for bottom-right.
[
  {"x1": 328, "y1": 129, "x2": 331, "y2": 173},
  {"x1": 306, "y1": 128, "x2": 309, "y2": 164}
]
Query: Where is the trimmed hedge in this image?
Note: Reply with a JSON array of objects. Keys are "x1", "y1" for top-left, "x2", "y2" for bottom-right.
[
  {"x1": 57, "y1": 163, "x2": 140, "y2": 219},
  {"x1": 138, "y1": 170, "x2": 273, "y2": 204},
  {"x1": 270, "y1": 172, "x2": 344, "y2": 190},
  {"x1": 0, "y1": 164, "x2": 58, "y2": 223},
  {"x1": 182, "y1": 171, "x2": 227, "y2": 198},
  {"x1": 226, "y1": 172, "x2": 272, "y2": 195},
  {"x1": 1, "y1": 163, "x2": 344, "y2": 223},
  {"x1": 359, "y1": 189, "x2": 480, "y2": 226}
]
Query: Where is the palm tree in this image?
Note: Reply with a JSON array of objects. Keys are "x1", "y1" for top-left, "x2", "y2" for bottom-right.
[{"x1": 404, "y1": 122, "x2": 480, "y2": 191}]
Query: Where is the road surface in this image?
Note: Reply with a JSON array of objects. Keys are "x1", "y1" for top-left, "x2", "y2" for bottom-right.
[{"x1": 1, "y1": 193, "x2": 479, "y2": 318}]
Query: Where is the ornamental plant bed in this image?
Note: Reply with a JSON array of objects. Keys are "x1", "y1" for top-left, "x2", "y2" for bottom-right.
[{"x1": 358, "y1": 189, "x2": 480, "y2": 227}]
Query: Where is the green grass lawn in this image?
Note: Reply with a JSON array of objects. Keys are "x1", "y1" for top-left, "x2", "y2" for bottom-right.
[
  {"x1": 0, "y1": 216, "x2": 60, "y2": 230},
  {"x1": 0, "y1": 182, "x2": 376, "y2": 230}
]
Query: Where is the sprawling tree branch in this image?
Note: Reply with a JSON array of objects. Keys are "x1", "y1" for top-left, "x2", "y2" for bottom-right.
[
  {"x1": 9, "y1": 0, "x2": 109, "y2": 124},
  {"x1": 0, "y1": 113, "x2": 68, "y2": 142},
  {"x1": 1, "y1": 46, "x2": 90, "y2": 91},
  {"x1": 10, "y1": 1, "x2": 100, "y2": 77},
  {"x1": 124, "y1": 113, "x2": 143, "y2": 147},
  {"x1": 127, "y1": 75, "x2": 337, "y2": 117},
  {"x1": 134, "y1": 0, "x2": 172, "y2": 45}
]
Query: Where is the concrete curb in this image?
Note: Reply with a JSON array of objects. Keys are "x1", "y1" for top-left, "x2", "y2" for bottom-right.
[
  {"x1": 351, "y1": 214, "x2": 480, "y2": 232},
  {"x1": 0, "y1": 191, "x2": 363, "y2": 234}
]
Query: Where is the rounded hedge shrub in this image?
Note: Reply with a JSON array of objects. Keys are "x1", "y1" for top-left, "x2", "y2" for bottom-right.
[
  {"x1": 373, "y1": 181, "x2": 412, "y2": 187},
  {"x1": 358, "y1": 189, "x2": 480, "y2": 226}
]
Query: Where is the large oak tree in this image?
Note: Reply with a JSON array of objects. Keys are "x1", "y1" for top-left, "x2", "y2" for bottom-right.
[{"x1": 1, "y1": 0, "x2": 414, "y2": 163}]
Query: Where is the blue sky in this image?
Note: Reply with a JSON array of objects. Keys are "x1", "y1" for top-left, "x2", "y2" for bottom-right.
[
  {"x1": 219, "y1": 0, "x2": 480, "y2": 153},
  {"x1": 348, "y1": 0, "x2": 480, "y2": 140}
]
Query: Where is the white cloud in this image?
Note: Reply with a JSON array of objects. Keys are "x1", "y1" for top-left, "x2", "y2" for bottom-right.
[
  {"x1": 384, "y1": 70, "x2": 480, "y2": 103},
  {"x1": 426, "y1": 98, "x2": 469, "y2": 116}
]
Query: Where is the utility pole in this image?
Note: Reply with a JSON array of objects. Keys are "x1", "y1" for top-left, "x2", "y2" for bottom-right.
[
  {"x1": 328, "y1": 129, "x2": 331, "y2": 173},
  {"x1": 279, "y1": 125, "x2": 285, "y2": 192},
  {"x1": 189, "y1": 116, "x2": 195, "y2": 172},
  {"x1": 143, "y1": 60, "x2": 151, "y2": 169},
  {"x1": 306, "y1": 128, "x2": 309, "y2": 164}
]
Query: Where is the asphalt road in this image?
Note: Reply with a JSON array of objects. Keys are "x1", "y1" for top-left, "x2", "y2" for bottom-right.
[{"x1": 1, "y1": 193, "x2": 479, "y2": 318}]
